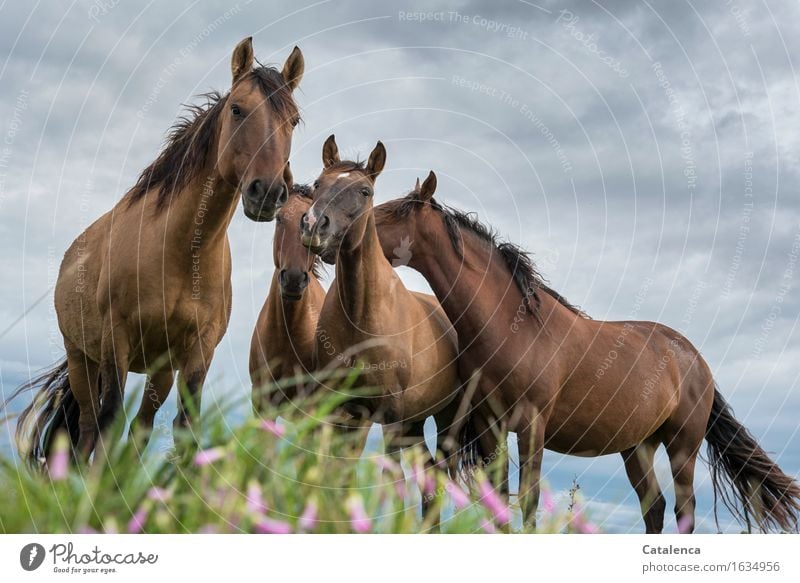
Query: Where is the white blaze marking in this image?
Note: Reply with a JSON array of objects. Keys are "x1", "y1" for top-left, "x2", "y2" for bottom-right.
[{"x1": 336, "y1": 172, "x2": 350, "y2": 179}]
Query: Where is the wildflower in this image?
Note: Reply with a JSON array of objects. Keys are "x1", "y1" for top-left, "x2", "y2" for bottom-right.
[
  {"x1": 127, "y1": 506, "x2": 148, "y2": 534},
  {"x1": 346, "y1": 495, "x2": 372, "y2": 533},
  {"x1": 193, "y1": 447, "x2": 225, "y2": 466},
  {"x1": 540, "y1": 487, "x2": 555, "y2": 514},
  {"x1": 48, "y1": 434, "x2": 70, "y2": 481},
  {"x1": 677, "y1": 515, "x2": 693, "y2": 534},
  {"x1": 147, "y1": 487, "x2": 171, "y2": 503},
  {"x1": 371, "y1": 454, "x2": 401, "y2": 476},
  {"x1": 255, "y1": 518, "x2": 292, "y2": 534},
  {"x1": 246, "y1": 481, "x2": 267, "y2": 516},
  {"x1": 299, "y1": 499, "x2": 318, "y2": 532},
  {"x1": 446, "y1": 481, "x2": 471, "y2": 509},
  {"x1": 260, "y1": 419, "x2": 286, "y2": 438},
  {"x1": 570, "y1": 504, "x2": 599, "y2": 534},
  {"x1": 478, "y1": 479, "x2": 511, "y2": 524},
  {"x1": 480, "y1": 519, "x2": 497, "y2": 533}
]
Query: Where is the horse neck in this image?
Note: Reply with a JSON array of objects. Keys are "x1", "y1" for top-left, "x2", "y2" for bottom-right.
[
  {"x1": 411, "y1": 224, "x2": 543, "y2": 339},
  {"x1": 266, "y1": 272, "x2": 321, "y2": 340},
  {"x1": 164, "y1": 140, "x2": 238, "y2": 251},
  {"x1": 335, "y1": 211, "x2": 392, "y2": 320}
]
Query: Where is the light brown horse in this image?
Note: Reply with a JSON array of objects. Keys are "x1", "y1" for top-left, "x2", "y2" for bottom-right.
[
  {"x1": 14, "y1": 37, "x2": 305, "y2": 462},
  {"x1": 300, "y1": 136, "x2": 462, "y2": 456},
  {"x1": 250, "y1": 184, "x2": 325, "y2": 409},
  {"x1": 374, "y1": 171, "x2": 800, "y2": 533}
]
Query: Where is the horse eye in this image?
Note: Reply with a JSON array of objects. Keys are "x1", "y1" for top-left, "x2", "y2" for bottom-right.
[
  {"x1": 231, "y1": 104, "x2": 242, "y2": 118},
  {"x1": 361, "y1": 188, "x2": 372, "y2": 197},
  {"x1": 291, "y1": 118, "x2": 300, "y2": 128},
  {"x1": 313, "y1": 180, "x2": 320, "y2": 189}
]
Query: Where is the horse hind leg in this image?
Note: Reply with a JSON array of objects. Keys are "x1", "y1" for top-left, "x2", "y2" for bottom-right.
[
  {"x1": 662, "y1": 429, "x2": 701, "y2": 534},
  {"x1": 621, "y1": 439, "x2": 666, "y2": 534},
  {"x1": 65, "y1": 342, "x2": 100, "y2": 460}
]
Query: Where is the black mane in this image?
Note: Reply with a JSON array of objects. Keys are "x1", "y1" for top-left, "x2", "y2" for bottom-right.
[
  {"x1": 126, "y1": 65, "x2": 299, "y2": 211},
  {"x1": 385, "y1": 193, "x2": 586, "y2": 319}
]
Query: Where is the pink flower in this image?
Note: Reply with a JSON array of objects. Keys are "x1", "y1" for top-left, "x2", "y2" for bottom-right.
[
  {"x1": 371, "y1": 454, "x2": 401, "y2": 476},
  {"x1": 147, "y1": 487, "x2": 170, "y2": 503},
  {"x1": 481, "y1": 519, "x2": 497, "y2": 533},
  {"x1": 260, "y1": 419, "x2": 285, "y2": 438},
  {"x1": 540, "y1": 487, "x2": 555, "y2": 514},
  {"x1": 570, "y1": 504, "x2": 599, "y2": 534},
  {"x1": 246, "y1": 481, "x2": 267, "y2": 516},
  {"x1": 127, "y1": 507, "x2": 148, "y2": 534},
  {"x1": 677, "y1": 515, "x2": 693, "y2": 534},
  {"x1": 299, "y1": 500, "x2": 318, "y2": 532},
  {"x1": 478, "y1": 480, "x2": 511, "y2": 524},
  {"x1": 77, "y1": 525, "x2": 98, "y2": 534},
  {"x1": 255, "y1": 518, "x2": 292, "y2": 534},
  {"x1": 198, "y1": 524, "x2": 219, "y2": 534},
  {"x1": 193, "y1": 447, "x2": 225, "y2": 466},
  {"x1": 446, "y1": 481, "x2": 471, "y2": 509},
  {"x1": 346, "y1": 496, "x2": 372, "y2": 533},
  {"x1": 48, "y1": 440, "x2": 69, "y2": 481}
]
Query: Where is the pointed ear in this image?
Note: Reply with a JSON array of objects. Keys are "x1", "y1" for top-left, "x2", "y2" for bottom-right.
[
  {"x1": 281, "y1": 46, "x2": 304, "y2": 92},
  {"x1": 322, "y1": 134, "x2": 340, "y2": 168},
  {"x1": 414, "y1": 177, "x2": 421, "y2": 193},
  {"x1": 419, "y1": 171, "x2": 437, "y2": 201},
  {"x1": 231, "y1": 37, "x2": 254, "y2": 84},
  {"x1": 366, "y1": 141, "x2": 386, "y2": 181},
  {"x1": 283, "y1": 161, "x2": 294, "y2": 189}
]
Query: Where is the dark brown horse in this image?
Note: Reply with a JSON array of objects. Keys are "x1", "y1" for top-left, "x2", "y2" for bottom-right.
[
  {"x1": 300, "y1": 136, "x2": 463, "y2": 463},
  {"x1": 250, "y1": 184, "x2": 325, "y2": 408},
  {"x1": 14, "y1": 37, "x2": 305, "y2": 462},
  {"x1": 374, "y1": 171, "x2": 800, "y2": 533}
]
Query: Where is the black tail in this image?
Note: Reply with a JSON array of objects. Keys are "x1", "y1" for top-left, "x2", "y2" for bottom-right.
[
  {"x1": 455, "y1": 410, "x2": 488, "y2": 484},
  {"x1": 706, "y1": 388, "x2": 800, "y2": 532},
  {"x1": 9, "y1": 359, "x2": 79, "y2": 465}
]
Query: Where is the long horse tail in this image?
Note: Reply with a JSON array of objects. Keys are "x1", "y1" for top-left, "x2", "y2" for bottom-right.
[
  {"x1": 455, "y1": 409, "x2": 488, "y2": 485},
  {"x1": 705, "y1": 387, "x2": 800, "y2": 532},
  {"x1": 10, "y1": 358, "x2": 79, "y2": 465}
]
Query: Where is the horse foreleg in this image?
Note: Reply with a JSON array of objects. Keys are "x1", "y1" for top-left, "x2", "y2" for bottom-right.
[
  {"x1": 65, "y1": 342, "x2": 100, "y2": 461},
  {"x1": 176, "y1": 339, "x2": 216, "y2": 430},
  {"x1": 95, "y1": 323, "x2": 130, "y2": 458},
  {"x1": 131, "y1": 368, "x2": 175, "y2": 451},
  {"x1": 517, "y1": 420, "x2": 545, "y2": 530}
]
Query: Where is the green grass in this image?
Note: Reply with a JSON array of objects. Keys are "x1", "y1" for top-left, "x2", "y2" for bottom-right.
[{"x1": 0, "y1": 376, "x2": 598, "y2": 534}]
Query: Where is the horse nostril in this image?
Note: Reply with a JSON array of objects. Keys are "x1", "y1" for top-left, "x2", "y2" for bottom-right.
[
  {"x1": 303, "y1": 272, "x2": 309, "y2": 283},
  {"x1": 279, "y1": 184, "x2": 288, "y2": 204},
  {"x1": 320, "y1": 215, "x2": 330, "y2": 229},
  {"x1": 248, "y1": 179, "x2": 265, "y2": 199}
]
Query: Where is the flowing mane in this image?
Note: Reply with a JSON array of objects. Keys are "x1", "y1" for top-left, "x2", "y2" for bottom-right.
[
  {"x1": 381, "y1": 192, "x2": 587, "y2": 319},
  {"x1": 126, "y1": 65, "x2": 299, "y2": 211}
]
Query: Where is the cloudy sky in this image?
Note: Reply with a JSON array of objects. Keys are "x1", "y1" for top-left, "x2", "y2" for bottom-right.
[{"x1": 1, "y1": 0, "x2": 799, "y2": 532}]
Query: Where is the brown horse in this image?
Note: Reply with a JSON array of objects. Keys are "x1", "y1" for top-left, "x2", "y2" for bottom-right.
[
  {"x1": 14, "y1": 37, "x2": 305, "y2": 462},
  {"x1": 300, "y1": 136, "x2": 462, "y2": 459},
  {"x1": 250, "y1": 184, "x2": 325, "y2": 408},
  {"x1": 374, "y1": 171, "x2": 800, "y2": 533}
]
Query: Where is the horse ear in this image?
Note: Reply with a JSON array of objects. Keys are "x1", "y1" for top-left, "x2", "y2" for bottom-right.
[
  {"x1": 366, "y1": 141, "x2": 386, "y2": 180},
  {"x1": 414, "y1": 177, "x2": 421, "y2": 194},
  {"x1": 231, "y1": 37, "x2": 254, "y2": 84},
  {"x1": 283, "y1": 161, "x2": 294, "y2": 190},
  {"x1": 322, "y1": 135, "x2": 340, "y2": 168},
  {"x1": 418, "y1": 171, "x2": 437, "y2": 201},
  {"x1": 281, "y1": 46, "x2": 304, "y2": 92}
]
